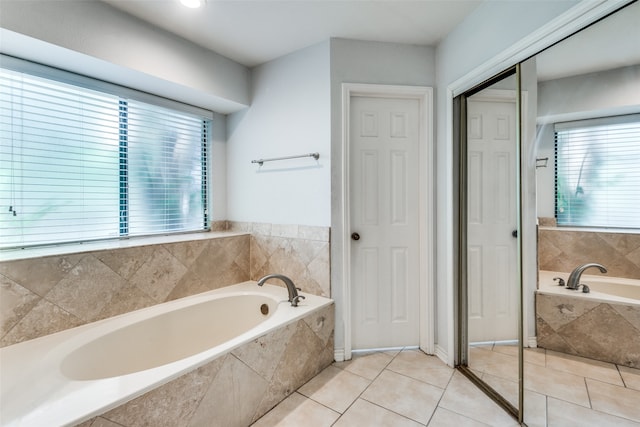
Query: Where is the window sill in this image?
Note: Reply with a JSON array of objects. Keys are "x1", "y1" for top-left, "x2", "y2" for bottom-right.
[
  {"x1": 0, "y1": 231, "x2": 250, "y2": 262},
  {"x1": 538, "y1": 226, "x2": 640, "y2": 235}
]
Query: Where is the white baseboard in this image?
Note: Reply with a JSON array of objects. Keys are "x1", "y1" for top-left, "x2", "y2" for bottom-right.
[
  {"x1": 527, "y1": 337, "x2": 538, "y2": 348},
  {"x1": 334, "y1": 348, "x2": 345, "y2": 362}
]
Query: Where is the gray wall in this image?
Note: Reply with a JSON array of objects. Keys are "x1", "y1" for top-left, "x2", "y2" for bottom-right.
[{"x1": 226, "y1": 41, "x2": 331, "y2": 226}]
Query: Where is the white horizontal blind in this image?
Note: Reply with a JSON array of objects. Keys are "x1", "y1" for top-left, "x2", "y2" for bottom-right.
[
  {"x1": 0, "y1": 66, "x2": 209, "y2": 249},
  {"x1": 555, "y1": 114, "x2": 640, "y2": 229},
  {"x1": 126, "y1": 100, "x2": 207, "y2": 236}
]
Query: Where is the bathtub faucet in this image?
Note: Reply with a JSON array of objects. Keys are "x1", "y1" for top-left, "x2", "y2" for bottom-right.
[
  {"x1": 257, "y1": 274, "x2": 306, "y2": 307},
  {"x1": 566, "y1": 263, "x2": 607, "y2": 290}
]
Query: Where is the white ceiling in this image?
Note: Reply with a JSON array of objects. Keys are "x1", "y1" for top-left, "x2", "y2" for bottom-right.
[{"x1": 101, "y1": 0, "x2": 482, "y2": 67}]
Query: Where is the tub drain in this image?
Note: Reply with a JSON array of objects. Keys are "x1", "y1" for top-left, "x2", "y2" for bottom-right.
[{"x1": 260, "y1": 304, "x2": 269, "y2": 315}]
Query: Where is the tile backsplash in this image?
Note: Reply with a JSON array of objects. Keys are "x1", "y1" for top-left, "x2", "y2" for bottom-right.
[{"x1": 0, "y1": 222, "x2": 331, "y2": 347}]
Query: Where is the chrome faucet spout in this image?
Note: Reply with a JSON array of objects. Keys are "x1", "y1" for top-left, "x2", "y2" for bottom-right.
[
  {"x1": 566, "y1": 263, "x2": 607, "y2": 290},
  {"x1": 256, "y1": 274, "x2": 305, "y2": 306}
]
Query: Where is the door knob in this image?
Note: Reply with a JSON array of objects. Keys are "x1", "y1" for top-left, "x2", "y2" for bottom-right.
[
  {"x1": 512, "y1": 230, "x2": 518, "y2": 238},
  {"x1": 351, "y1": 232, "x2": 360, "y2": 241}
]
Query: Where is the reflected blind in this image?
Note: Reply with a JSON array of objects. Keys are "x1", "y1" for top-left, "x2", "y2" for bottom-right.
[
  {"x1": 555, "y1": 114, "x2": 640, "y2": 229},
  {"x1": 0, "y1": 66, "x2": 210, "y2": 249}
]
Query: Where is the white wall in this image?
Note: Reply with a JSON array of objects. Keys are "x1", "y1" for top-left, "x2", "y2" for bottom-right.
[
  {"x1": 329, "y1": 38, "x2": 436, "y2": 357},
  {"x1": 434, "y1": 0, "x2": 581, "y2": 363},
  {"x1": 536, "y1": 65, "x2": 640, "y2": 217},
  {"x1": 0, "y1": 0, "x2": 250, "y2": 113},
  {"x1": 226, "y1": 41, "x2": 331, "y2": 226}
]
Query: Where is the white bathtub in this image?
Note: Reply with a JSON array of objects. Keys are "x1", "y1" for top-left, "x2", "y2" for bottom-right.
[
  {"x1": 0, "y1": 282, "x2": 333, "y2": 427},
  {"x1": 538, "y1": 270, "x2": 640, "y2": 305}
]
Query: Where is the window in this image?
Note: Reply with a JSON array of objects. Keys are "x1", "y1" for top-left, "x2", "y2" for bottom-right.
[
  {"x1": 555, "y1": 114, "x2": 640, "y2": 229},
  {"x1": 0, "y1": 59, "x2": 211, "y2": 249}
]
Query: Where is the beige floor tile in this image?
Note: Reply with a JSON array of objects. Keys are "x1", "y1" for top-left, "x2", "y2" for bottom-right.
[
  {"x1": 522, "y1": 388, "x2": 549, "y2": 427},
  {"x1": 479, "y1": 357, "x2": 520, "y2": 382},
  {"x1": 620, "y1": 365, "x2": 640, "y2": 391},
  {"x1": 297, "y1": 365, "x2": 370, "y2": 413},
  {"x1": 469, "y1": 346, "x2": 519, "y2": 381},
  {"x1": 480, "y1": 373, "x2": 519, "y2": 408},
  {"x1": 386, "y1": 349, "x2": 454, "y2": 389},
  {"x1": 251, "y1": 392, "x2": 339, "y2": 427},
  {"x1": 488, "y1": 345, "x2": 546, "y2": 367},
  {"x1": 524, "y1": 347, "x2": 548, "y2": 367},
  {"x1": 361, "y1": 369, "x2": 443, "y2": 424},
  {"x1": 438, "y1": 372, "x2": 520, "y2": 427},
  {"x1": 545, "y1": 350, "x2": 624, "y2": 386},
  {"x1": 586, "y1": 378, "x2": 640, "y2": 423},
  {"x1": 427, "y1": 407, "x2": 491, "y2": 427},
  {"x1": 490, "y1": 344, "x2": 518, "y2": 358},
  {"x1": 524, "y1": 363, "x2": 590, "y2": 407},
  {"x1": 333, "y1": 398, "x2": 424, "y2": 427},
  {"x1": 334, "y1": 350, "x2": 394, "y2": 380},
  {"x1": 547, "y1": 396, "x2": 640, "y2": 427}
]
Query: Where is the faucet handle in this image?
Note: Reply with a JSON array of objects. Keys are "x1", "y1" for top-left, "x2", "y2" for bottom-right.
[
  {"x1": 553, "y1": 277, "x2": 565, "y2": 287},
  {"x1": 291, "y1": 295, "x2": 306, "y2": 307},
  {"x1": 578, "y1": 284, "x2": 590, "y2": 293}
]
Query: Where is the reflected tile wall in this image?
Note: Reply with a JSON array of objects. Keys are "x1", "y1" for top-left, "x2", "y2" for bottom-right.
[
  {"x1": 76, "y1": 304, "x2": 335, "y2": 427},
  {"x1": 229, "y1": 222, "x2": 331, "y2": 297},
  {"x1": 0, "y1": 234, "x2": 251, "y2": 347},
  {"x1": 538, "y1": 225, "x2": 640, "y2": 279}
]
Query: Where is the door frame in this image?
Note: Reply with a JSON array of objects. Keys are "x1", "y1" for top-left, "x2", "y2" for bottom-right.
[{"x1": 341, "y1": 83, "x2": 434, "y2": 360}]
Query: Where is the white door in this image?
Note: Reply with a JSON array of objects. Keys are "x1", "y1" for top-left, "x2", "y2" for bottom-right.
[
  {"x1": 350, "y1": 96, "x2": 421, "y2": 349},
  {"x1": 467, "y1": 93, "x2": 519, "y2": 343}
]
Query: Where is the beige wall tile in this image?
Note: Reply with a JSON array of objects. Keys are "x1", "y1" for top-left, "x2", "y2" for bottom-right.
[
  {"x1": 0, "y1": 298, "x2": 82, "y2": 346},
  {"x1": 0, "y1": 254, "x2": 82, "y2": 296},
  {"x1": 127, "y1": 247, "x2": 188, "y2": 303},
  {"x1": 1, "y1": 275, "x2": 39, "y2": 337},
  {"x1": 46, "y1": 255, "x2": 126, "y2": 322},
  {"x1": 188, "y1": 355, "x2": 269, "y2": 427}
]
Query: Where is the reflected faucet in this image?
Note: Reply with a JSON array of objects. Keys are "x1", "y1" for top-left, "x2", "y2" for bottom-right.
[
  {"x1": 566, "y1": 263, "x2": 607, "y2": 290},
  {"x1": 257, "y1": 274, "x2": 305, "y2": 306}
]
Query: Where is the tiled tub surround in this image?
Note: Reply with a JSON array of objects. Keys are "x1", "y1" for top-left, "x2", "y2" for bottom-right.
[
  {"x1": 538, "y1": 225, "x2": 640, "y2": 280},
  {"x1": 0, "y1": 233, "x2": 251, "y2": 347},
  {"x1": 536, "y1": 271, "x2": 640, "y2": 368},
  {"x1": 1, "y1": 222, "x2": 331, "y2": 347},
  {"x1": 1, "y1": 282, "x2": 335, "y2": 426},
  {"x1": 229, "y1": 221, "x2": 331, "y2": 298}
]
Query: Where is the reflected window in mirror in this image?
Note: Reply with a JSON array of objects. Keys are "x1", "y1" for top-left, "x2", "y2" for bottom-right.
[{"x1": 555, "y1": 114, "x2": 640, "y2": 229}]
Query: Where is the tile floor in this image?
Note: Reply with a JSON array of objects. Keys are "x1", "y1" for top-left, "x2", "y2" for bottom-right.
[{"x1": 251, "y1": 346, "x2": 640, "y2": 427}]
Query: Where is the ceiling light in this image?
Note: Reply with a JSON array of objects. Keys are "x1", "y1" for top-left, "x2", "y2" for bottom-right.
[{"x1": 180, "y1": 0, "x2": 204, "y2": 8}]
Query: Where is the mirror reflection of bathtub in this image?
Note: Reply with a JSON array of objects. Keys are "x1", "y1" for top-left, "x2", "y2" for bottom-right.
[{"x1": 536, "y1": 270, "x2": 640, "y2": 368}]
